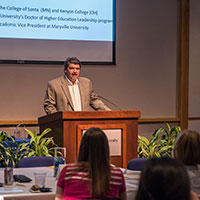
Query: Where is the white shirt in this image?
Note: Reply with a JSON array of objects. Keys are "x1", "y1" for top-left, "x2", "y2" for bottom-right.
[{"x1": 66, "y1": 76, "x2": 82, "y2": 111}]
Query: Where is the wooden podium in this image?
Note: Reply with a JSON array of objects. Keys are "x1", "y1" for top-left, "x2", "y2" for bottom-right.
[{"x1": 38, "y1": 110, "x2": 140, "y2": 168}]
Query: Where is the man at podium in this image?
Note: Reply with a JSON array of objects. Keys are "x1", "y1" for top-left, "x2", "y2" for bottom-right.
[{"x1": 44, "y1": 57, "x2": 111, "y2": 114}]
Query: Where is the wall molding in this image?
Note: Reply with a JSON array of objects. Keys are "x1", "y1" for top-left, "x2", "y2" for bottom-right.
[
  {"x1": 178, "y1": 0, "x2": 190, "y2": 129},
  {"x1": 0, "y1": 120, "x2": 38, "y2": 126},
  {"x1": 0, "y1": 117, "x2": 180, "y2": 126},
  {"x1": 139, "y1": 118, "x2": 180, "y2": 123},
  {"x1": 188, "y1": 117, "x2": 200, "y2": 121}
]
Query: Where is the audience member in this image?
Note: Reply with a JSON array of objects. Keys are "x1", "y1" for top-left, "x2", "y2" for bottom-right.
[
  {"x1": 55, "y1": 127, "x2": 127, "y2": 200},
  {"x1": 173, "y1": 129, "x2": 200, "y2": 196},
  {"x1": 135, "y1": 157, "x2": 198, "y2": 200}
]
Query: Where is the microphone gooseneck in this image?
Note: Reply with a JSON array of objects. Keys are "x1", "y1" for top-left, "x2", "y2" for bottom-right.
[
  {"x1": 14, "y1": 121, "x2": 24, "y2": 137},
  {"x1": 97, "y1": 94, "x2": 121, "y2": 110}
]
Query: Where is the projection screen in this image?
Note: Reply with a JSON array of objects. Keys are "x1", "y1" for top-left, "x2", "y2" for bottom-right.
[{"x1": 0, "y1": 0, "x2": 115, "y2": 64}]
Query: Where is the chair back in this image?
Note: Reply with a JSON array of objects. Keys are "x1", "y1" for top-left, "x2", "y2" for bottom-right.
[
  {"x1": 17, "y1": 156, "x2": 54, "y2": 168},
  {"x1": 127, "y1": 158, "x2": 148, "y2": 171}
]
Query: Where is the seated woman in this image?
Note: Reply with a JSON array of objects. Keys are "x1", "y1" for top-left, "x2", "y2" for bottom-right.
[
  {"x1": 135, "y1": 157, "x2": 198, "y2": 200},
  {"x1": 173, "y1": 129, "x2": 200, "y2": 196},
  {"x1": 55, "y1": 127, "x2": 127, "y2": 200}
]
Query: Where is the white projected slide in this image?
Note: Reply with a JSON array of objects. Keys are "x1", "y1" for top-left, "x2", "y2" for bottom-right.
[
  {"x1": 0, "y1": 0, "x2": 115, "y2": 63},
  {"x1": 0, "y1": 0, "x2": 113, "y2": 42}
]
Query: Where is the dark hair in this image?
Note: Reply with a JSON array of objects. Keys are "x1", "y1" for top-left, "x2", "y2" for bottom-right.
[
  {"x1": 173, "y1": 129, "x2": 200, "y2": 166},
  {"x1": 64, "y1": 57, "x2": 81, "y2": 70},
  {"x1": 77, "y1": 127, "x2": 110, "y2": 197},
  {"x1": 135, "y1": 157, "x2": 191, "y2": 200}
]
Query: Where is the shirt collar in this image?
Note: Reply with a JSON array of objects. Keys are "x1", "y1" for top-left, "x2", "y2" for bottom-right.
[{"x1": 65, "y1": 74, "x2": 79, "y2": 85}]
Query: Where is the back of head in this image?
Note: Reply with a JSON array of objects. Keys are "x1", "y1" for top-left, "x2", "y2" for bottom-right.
[
  {"x1": 135, "y1": 157, "x2": 191, "y2": 200},
  {"x1": 64, "y1": 57, "x2": 81, "y2": 70},
  {"x1": 173, "y1": 129, "x2": 200, "y2": 166},
  {"x1": 77, "y1": 127, "x2": 109, "y2": 164},
  {"x1": 77, "y1": 127, "x2": 110, "y2": 197}
]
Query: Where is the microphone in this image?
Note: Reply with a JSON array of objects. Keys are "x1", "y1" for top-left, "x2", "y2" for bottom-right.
[
  {"x1": 14, "y1": 121, "x2": 24, "y2": 138},
  {"x1": 97, "y1": 94, "x2": 121, "y2": 110}
]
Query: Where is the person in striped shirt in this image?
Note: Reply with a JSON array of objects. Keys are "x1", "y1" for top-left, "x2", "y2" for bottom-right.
[{"x1": 55, "y1": 127, "x2": 127, "y2": 200}]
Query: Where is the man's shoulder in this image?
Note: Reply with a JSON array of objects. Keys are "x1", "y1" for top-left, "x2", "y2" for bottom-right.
[
  {"x1": 78, "y1": 77, "x2": 91, "y2": 83},
  {"x1": 48, "y1": 76, "x2": 65, "y2": 85}
]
